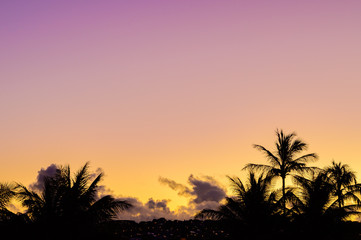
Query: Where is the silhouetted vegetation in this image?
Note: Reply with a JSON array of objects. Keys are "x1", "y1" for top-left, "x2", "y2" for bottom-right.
[
  {"x1": 2, "y1": 129, "x2": 361, "y2": 239},
  {"x1": 196, "y1": 130, "x2": 361, "y2": 239},
  {"x1": 244, "y1": 129, "x2": 318, "y2": 215},
  {"x1": 1, "y1": 163, "x2": 131, "y2": 240}
]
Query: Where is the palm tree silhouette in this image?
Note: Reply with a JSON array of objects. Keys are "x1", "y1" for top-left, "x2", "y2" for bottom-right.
[
  {"x1": 0, "y1": 183, "x2": 16, "y2": 220},
  {"x1": 0, "y1": 183, "x2": 14, "y2": 209},
  {"x1": 0, "y1": 182, "x2": 30, "y2": 238},
  {"x1": 325, "y1": 161, "x2": 361, "y2": 209},
  {"x1": 16, "y1": 162, "x2": 131, "y2": 239},
  {"x1": 291, "y1": 171, "x2": 360, "y2": 237},
  {"x1": 196, "y1": 171, "x2": 282, "y2": 238},
  {"x1": 244, "y1": 129, "x2": 318, "y2": 215}
]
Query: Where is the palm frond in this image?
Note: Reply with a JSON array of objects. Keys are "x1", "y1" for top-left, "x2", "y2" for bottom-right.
[
  {"x1": 87, "y1": 195, "x2": 131, "y2": 223},
  {"x1": 0, "y1": 183, "x2": 15, "y2": 209},
  {"x1": 243, "y1": 164, "x2": 276, "y2": 176},
  {"x1": 253, "y1": 144, "x2": 280, "y2": 167},
  {"x1": 195, "y1": 209, "x2": 223, "y2": 220},
  {"x1": 81, "y1": 173, "x2": 103, "y2": 205},
  {"x1": 292, "y1": 153, "x2": 318, "y2": 164}
]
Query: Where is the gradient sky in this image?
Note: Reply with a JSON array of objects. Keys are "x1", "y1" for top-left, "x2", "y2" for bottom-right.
[{"x1": 1, "y1": 1, "x2": 361, "y2": 217}]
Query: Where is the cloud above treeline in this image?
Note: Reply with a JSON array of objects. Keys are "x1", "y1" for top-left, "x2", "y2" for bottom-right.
[
  {"x1": 29, "y1": 164, "x2": 58, "y2": 191},
  {"x1": 159, "y1": 174, "x2": 226, "y2": 206},
  {"x1": 117, "y1": 174, "x2": 227, "y2": 222},
  {"x1": 116, "y1": 197, "x2": 192, "y2": 221},
  {"x1": 29, "y1": 164, "x2": 227, "y2": 221}
]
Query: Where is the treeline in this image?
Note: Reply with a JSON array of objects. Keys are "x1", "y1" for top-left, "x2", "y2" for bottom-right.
[
  {"x1": 1, "y1": 129, "x2": 361, "y2": 240},
  {"x1": 196, "y1": 130, "x2": 361, "y2": 239}
]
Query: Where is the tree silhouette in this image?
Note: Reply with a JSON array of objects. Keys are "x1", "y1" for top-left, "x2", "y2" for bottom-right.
[
  {"x1": 0, "y1": 183, "x2": 16, "y2": 221},
  {"x1": 291, "y1": 171, "x2": 360, "y2": 238},
  {"x1": 244, "y1": 129, "x2": 318, "y2": 215},
  {"x1": 196, "y1": 171, "x2": 282, "y2": 239},
  {"x1": 325, "y1": 161, "x2": 361, "y2": 209},
  {"x1": 16, "y1": 162, "x2": 131, "y2": 239}
]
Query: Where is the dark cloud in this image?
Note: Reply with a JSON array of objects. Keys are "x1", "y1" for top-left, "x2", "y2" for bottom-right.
[
  {"x1": 145, "y1": 198, "x2": 169, "y2": 211},
  {"x1": 117, "y1": 197, "x2": 191, "y2": 222},
  {"x1": 29, "y1": 164, "x2": 58, "y2": 191},
  {"x1": 155, "y1": 200, "x2": 168, "y2": 211},
  {"x1": 159, "y1": 175, "x2": 226, "y2": 205},
  {"x1": 188, "y1": 175, "x2": 226, "y2": 204},
  {"x1": 157, "y1": 174, "x2": 227, "y2": 219}
]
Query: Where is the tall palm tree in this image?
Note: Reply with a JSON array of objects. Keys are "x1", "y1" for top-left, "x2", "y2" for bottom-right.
[
  {"x1": 244, "y1": 129, "x2": 318, "y2": 215},
  {"x1": 196, "y1": 171, "x2": 281, "y2": 238},
  {"x1": 325, "y1": 161, "x2": 361, "y2": 209},
  {"x1": 16, "y1": 163, "x2": 131, "y2": 238}
]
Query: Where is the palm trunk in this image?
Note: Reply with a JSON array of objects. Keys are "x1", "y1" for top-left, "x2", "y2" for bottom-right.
[
  {"x1": 338, "y1": 191, "x2": 342, "y2": 209},
  {"x1": 282, "y1": 176, "x2": 286, "y2": 216}
]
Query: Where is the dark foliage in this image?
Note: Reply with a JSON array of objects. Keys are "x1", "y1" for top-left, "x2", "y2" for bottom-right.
[
  {"x1": 13, "y1": 162, "x2": 131, "y2": 240},
  {"x1": 244, "y1": 129, "x2": 318, "y2": 215}
]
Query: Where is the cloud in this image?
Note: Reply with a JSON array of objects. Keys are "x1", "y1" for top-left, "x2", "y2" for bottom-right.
[
  {"x1": 145, "y1": 198, "x2": 168, "y2": 211},
  {"x1": 89, "y1": 167, "x2": 104, "y2": 181},
  {"x1": 117, "y1": 197, "x2": 192, "y2": 222},
  {"x1": 159, "y1": 174, "x2": 226, "y2": 205},
  {"x1": 157, "y1": 174, "x2": 227, "y2": 219},
  {"x1": 28, "y1": 165, "x2": 226, "y2": 221},
  {"x1": 158, "y1": 177, "x2": 192, "y2": 197},
  {"x1": 188, "y1": 174, "x2": 226, "y2": 204},
  {"x1": 94, "y1": 185, "x2": 114, "y2": 200},
  {"x1": 27, "y1": 164, "x2": 192, "y2": 221},
  {"x1": 29, "y1": 164, "x2": 58, "y2": 191}
]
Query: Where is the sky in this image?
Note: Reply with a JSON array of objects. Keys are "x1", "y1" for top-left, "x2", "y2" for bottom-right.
[{"x1": 1, "y1": 0, "x2": 361, "y2": 220}]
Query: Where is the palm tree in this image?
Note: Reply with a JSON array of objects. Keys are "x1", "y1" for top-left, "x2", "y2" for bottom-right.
[
  {"x1": 0, "y1": 182, "x2": 31, "y2": 238},
  {"x1": 291, "y1": 171, "x2": 360, "y2": 237},
  {"x1": 244, "y1": 129, "x2": 318, "y2": 215},
  {"x1": 16, "y1": 162, "x2": 131, "y2": 239},
  {"x1": 0, "y1": 183, "x2": 16, "y2": 220},
  {"x1": 196, "y1": 171, "x2": 282, "y2": 238},
  {"x1": 0, "y1": 183, "x2": 14, "y2": 210},
  {"x1": 325, "y1": 161, "x2": 361, "y2": 209}
]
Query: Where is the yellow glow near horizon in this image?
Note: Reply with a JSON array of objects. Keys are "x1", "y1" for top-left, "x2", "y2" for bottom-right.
[{"x1": 2, "y1": 1, "x2": 361, "y2": 216}]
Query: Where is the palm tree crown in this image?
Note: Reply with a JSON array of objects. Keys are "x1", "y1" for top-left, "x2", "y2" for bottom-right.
[
  {"x1": 16, "y1": 162, "x2": 131, "y2": 238},
  {"x1": 196, "y1": 171, "x2": 281, "y2": 238},
  {"x1": 244, "y1": 129, "x2": 318, "y2": 214},
  {"x1": 0, "y1": 183, "x2": 15, "y2": 210},
  {"x1": 325, "y1": 161, "x2": 361, "y2": 209},
  {"x1": 0, "y1": 183, "x2": 16, "y2": 221}
]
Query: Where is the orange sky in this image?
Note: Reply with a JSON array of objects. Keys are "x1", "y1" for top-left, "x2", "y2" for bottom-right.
[{"x1": 1, "y1": 1, "x2": 361, "y2": 216}]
